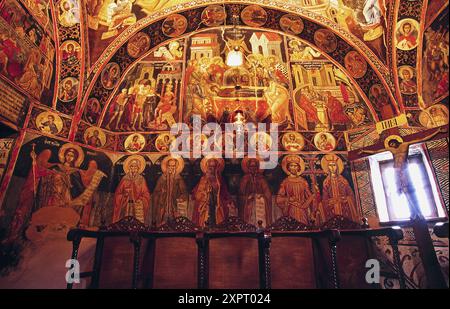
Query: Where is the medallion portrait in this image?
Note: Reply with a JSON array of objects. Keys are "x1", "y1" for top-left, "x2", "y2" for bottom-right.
[
  {"x1": 280, "y1": 14, "x2": 304, "y2": 35},
  {"x1": 314, "y1": 29, "x2": 337, "y2": 53},
  {"x1": 36, "y1": 111, "x2": 63, "y2": 135},
  {"x1": 395, "y1": 18, "x2": 419, "y2": 51},
  {"x1": 58, "y1": 77, "x2": 78, "y2": 102},
  {"x1": 127, "y1": 32, "x2": 151, "y2": 58},
  {"x1": 101, "y1": 62, "x2": 121, "y2": 90},
  {"x1": 84, "y1": 126, "x2": 106, "y2": 148},
  {"x1": 313, "y1": 132, "x2": 336, "y2": 152},
  {"x1": 241, "y1": 5, "x2": 267, "y2": 27},
  {"x1": 201, "y1": 5, "x2": 227, "y2": 27},
  {"x1": 282, "y1": 132, "x2": 305, "y2": 152},
  {"x1": 162, "y1": 14, "x2": 188, "y2": 38},
  {"x1": 124, "y1": 133, "x2": 146, "y2": 153},
  {"x1": 344, "y1": 51, "x2": 367, "y2": 79}
]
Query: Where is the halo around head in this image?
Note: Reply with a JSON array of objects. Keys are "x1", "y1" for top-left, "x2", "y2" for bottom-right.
[
  {"x1": 58, "y1": 143, "x2": 84, "y2": 167},
  {"x1": 384, "y1": 135, "x2": 404, "y2": 149},
  {"x1": 123, "y1": 155, "x2": 146, "y2": 174},
  {"x1": 161, "y1": 155, "x2": 184, "y2": 175},
  {"x1": 200, "y1": 155, "x2": 225, "y2": 174},
  {"x1": 241, "y1": 156, "x2": 262, "y2": 174},
  {"x1": 321, "y1": 154, "x2": 344, "y2": 175},
  {"x1": 281, "y1": 155, "x2": 305, "y2": 176}
]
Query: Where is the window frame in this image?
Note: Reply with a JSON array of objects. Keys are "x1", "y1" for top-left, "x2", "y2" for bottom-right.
[{"x1": 368, "y1": 143, "x2": 447, "y2": 226}]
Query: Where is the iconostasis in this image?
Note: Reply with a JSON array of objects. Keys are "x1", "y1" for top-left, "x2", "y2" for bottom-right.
[{"x1": 0, "y1": 1, "x2": 448, "y2": 236}]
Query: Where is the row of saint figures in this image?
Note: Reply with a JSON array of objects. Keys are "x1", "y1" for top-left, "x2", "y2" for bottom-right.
[{"x1": 113, "y1": 154, "x2": 360, "y2": 229}]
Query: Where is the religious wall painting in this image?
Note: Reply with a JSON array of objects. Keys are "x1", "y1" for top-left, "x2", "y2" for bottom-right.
[
  {"x1": 287, "y1": 39, "x2": 324, "y2": 62},
  {"x1": 418, "y1": 103, "x2": 449, "y2": 128},
  {"x1": 113, "y1": 154, "x2": 151, "y2": 224},
  {"x1": 276, "y1": 154, "x2": 315, "y2": 225},
  {"x1": 192, "y1": 156, "x2": 235, "y2": 227},
  {"x1": 102, "y1": 61, "x2": 181, "y2": 131},
  {"x1": 58, "y1": 77, "x2": 78, "y2": 102},
  {"x1": 240, "y1": 5, "x2": 267, "y2": 27},
  {"x1": 57, "y1": 0, "x2": 80, "y2": 28},
  {"x1": 152, "y1": 155, "x2": 188, "y2": 226},
  {"x1": 0, "y1": 17, "x2": 54, "y2": 102},
  {"x1": 155, "y1": 133, "x2": 175, "y2": 152},
  {"x1": 0, "y1": 0, "x2": 53, "y2": 51},
  {"x1": 150, "y1": 40, "x2": 184, "y2": 61},
  {"x1": 184, "y1": 29, "x2": 293, "y2": 130},
  {"x1": 313, "y1": 132, "x2": 336, "y2": 152},
  {"x1": 395, "y1": 18, "x2": 419, "y2": 51},
  {"x1": 61, "y1": 40, "x2": 81, "y2": 66},
  {"x1": 35, "y1": 111, "x2": 64, "y2": 136},
  {"x1": 84, "y1": 97, "x2": 101, "y2": 124},
  {"x1": 4, "y1": 136, "x2": 113, "y2": 238},
  {"x1": 398, "y1": 65, "x2": 417, "y2": 95},
  {"x1": 421, "y1": 7, "x2": 449, "y2": 104},
  {"x1": 201, "y1": 4, "x2": 226, "y2": 27},
  {"x1": 20, "y1": 0, "x2": 53, "y2": 35},
  {"x1": 291, "y1": 60, "x2": 364, "y2": 131},
  {"x1": 239, "y1": 156, "x2": 272, "y2": 227},
  {"x1": 313, "y1": 29, "x2": 337, "y2": 54},
  {"x1": 250, "y1": 132, "x2": 273, "y2": 152},
  {"x1": 84, "y1": 126, "x2": 107, "y2": 148},
  {"x1": 320, "y1": 154, "x2": 359, "y2": 223},
  {"x1": 281, "y1": 132, "x2": 305, "y2": 152},
  {"x1": 162, "y1": 14, "x2": 187, "y2": 38},
  {"x1": 127, "y1": 31, "x2": 151, "y2": 58},
  {"x1": 101, "y1": 62, "x2": 121, "y2": 90},
  {"x1": 344, "y1": 50, "x2": 367, "y2": 79},
  {"x1": 279, "y1": 14, "x2": 304, "y2": 35},
  {"x1": 124, "y1": 133, "x2": 146, "y2": 153},
  {"x1": 86, "y1": 0, "x2": 178, "y2": 63}
]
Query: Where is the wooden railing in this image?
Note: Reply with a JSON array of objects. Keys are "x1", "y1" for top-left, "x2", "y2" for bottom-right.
[{"x1": 66, "y1": 216, "x2": 405, "y2": 289}]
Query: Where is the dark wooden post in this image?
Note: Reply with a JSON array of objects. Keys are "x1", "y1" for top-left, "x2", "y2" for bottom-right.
[
  {"x1": 258, "y1": 230, "x2": 271, "y2": 289},
  {"x1": 196, "y1": 232, "x2": 209, "y2": 289},
  {"x1": 388, "y1": 228, "x2": 406, "y2": 289},
  {"x1": 130, "y1": 232, "x2": 142, "y2": 289}
]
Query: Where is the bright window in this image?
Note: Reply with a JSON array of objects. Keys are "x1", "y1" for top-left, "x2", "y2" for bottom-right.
[{"x1": 369, "y1": 143, "x2": 446, "y2": 223}]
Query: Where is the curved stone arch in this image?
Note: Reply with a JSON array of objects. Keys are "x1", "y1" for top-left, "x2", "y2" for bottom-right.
[
  {"x1": 95, "y1": 27, "x2": 381, "y2": 130},
  {"x1": 75, "y1": 3, "x2": 400, "y2": 136}
]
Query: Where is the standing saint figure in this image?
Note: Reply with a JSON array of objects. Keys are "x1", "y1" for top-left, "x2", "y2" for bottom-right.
[
  {"x1": 320, "y1": 154, "x2": 359, "y2": 223},
  {"x1": 113, "y1": 155, "x2": 151, "y2": 224},
  {"x1": 276, "y1": 155, "x2": 315, "y2": 225},
  {"x1": 192, "y1": 157, "x2": 234, "y2": 227},
  {"x1": 239, "y1": 157, "x2": 272, "y2": 227},
  {"x1": 152, "y1": 155, "x2": 188, "y2": 227}
]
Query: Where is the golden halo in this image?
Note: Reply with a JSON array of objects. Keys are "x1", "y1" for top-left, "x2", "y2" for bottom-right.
[
  {"x1": 384, "y1": 135, "x2": 404, "y2": 149},
  {"x1": 241, "y1": 156, "x2": 263, "y2": 174},
  {"x1": 161, "y1": 155, "x2": 184, "y2": 175},
  {"x1": 398, "y1": 65, "x2": 414, "y2": 79},
  {"x1": 281, "y1": 155, "x2": 305, "y2": 176},
  {"x1": 321, "y1": 154, "x2": 344, "y2": 175},
  {"x1": 83, "y1": 126, "x2": 106, "y2": 147},
  {"x1": 58, "y1": 143, "x2": 84, "y2": 167},
  {"x1": 123, "y1": 155, "x2": 146, "y2": 174},
  {"x1": 200, "y1": 156, "x2": 224, "y2": 174},
  {"x1": 281, "y1": 132, "x2": 305, "y2": 152},
  {"x1": 36, "y1": 111, "x2": 63, "y2": 134}
]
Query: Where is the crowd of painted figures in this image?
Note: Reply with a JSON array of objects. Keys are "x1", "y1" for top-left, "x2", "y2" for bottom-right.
[{"x1": 8, "y1": 147, "x2": 359, "y2": 237}]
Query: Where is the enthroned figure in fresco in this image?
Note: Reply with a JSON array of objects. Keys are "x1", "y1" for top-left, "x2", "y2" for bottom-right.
[
  {"x1": 276, "y1": 155, "x2": 315, "y2": 225},
  {"x1": 192, "y1": 157, "x2": 234, "y2": 227},
  {"x1": 152, "y1": 156, "x2": 188, "y2": 227},
  {"x1": 113, "y1": 155, "x2": 151, "y2": 224},
  {"x1": 239, "y1": 157, "x2": 272, "y2": 227},
  {"x1": 320, "y1": 154, "x2": 359, "y2": 223}
]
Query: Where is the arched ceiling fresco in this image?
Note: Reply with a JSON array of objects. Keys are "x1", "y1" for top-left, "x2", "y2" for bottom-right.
[{"x1": 0, "y1": 0, "x2": 448, "y2": 152}]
